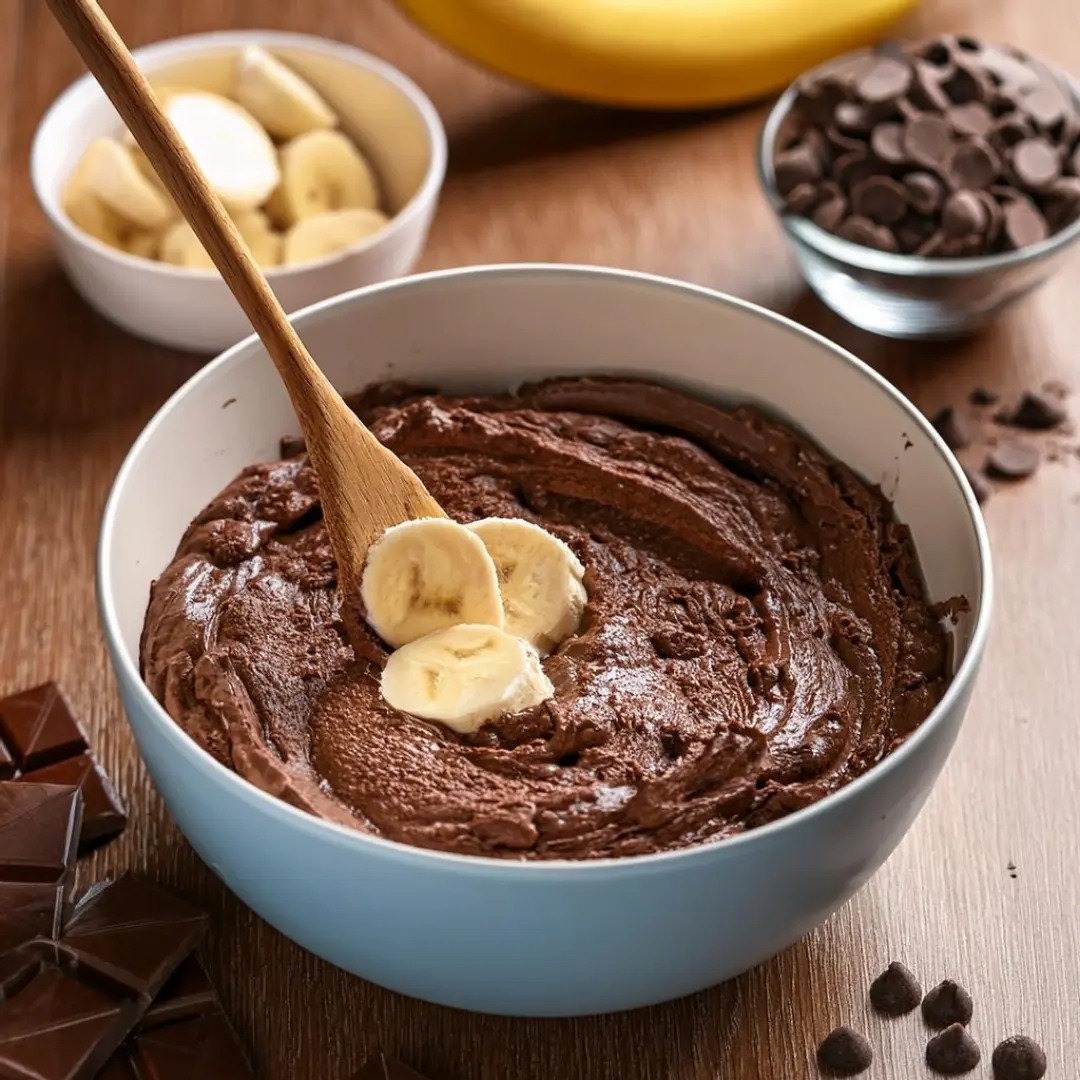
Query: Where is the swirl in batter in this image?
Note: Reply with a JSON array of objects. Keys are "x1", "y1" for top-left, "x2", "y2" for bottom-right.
[{"x1": 140, "y1": 378, "x2": 951, "y2": 859}]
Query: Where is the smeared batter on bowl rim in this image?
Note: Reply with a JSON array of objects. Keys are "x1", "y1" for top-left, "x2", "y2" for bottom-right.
[{"x1": 140, "y1": 378, "x2": 952, "y2": 859}]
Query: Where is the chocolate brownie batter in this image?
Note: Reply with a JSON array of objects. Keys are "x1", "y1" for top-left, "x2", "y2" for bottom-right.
[{"x1": 141, "y1": 379, "x2": 951, "y2": 860}]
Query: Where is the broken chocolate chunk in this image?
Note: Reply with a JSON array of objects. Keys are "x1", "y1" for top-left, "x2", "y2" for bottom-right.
[
  {"x1": 0, "y1": 683, "x2": 88, "y2": 771},
  {"x1": 999, "y1": 391, "x2": 1067, "y2": 429}
]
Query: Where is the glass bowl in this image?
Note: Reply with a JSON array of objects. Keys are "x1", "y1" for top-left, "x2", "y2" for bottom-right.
[{"x1": 757, "y1": 52, "x2": 1080, "y2": 340}]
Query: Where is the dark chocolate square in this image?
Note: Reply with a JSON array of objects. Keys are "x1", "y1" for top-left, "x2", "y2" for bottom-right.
[
  {"x1": 0, "y1": 881, "x2": 64, "y2": 953},
  {"x1": 61, "y1": 874, "x2": 208, "y2": 999},
  {"x1": 131, "y1": 1010, "x2": 254, "y2": 1078},
  {"x1": 0, "y1": 738, "x2": 14, "y2": 781},
  {"x1": 0, "y1": 781, "x2": 82, "y2": 883},
  {"x1": 19, "y1": 752, "x2": 127, "y2": 852},
  {"x1": 0, "y1": 682, "x2": 88, "y2": 770},
  {"x1": 135, "y1": 953, "x2": 218, "y2": 1032},
  {"x1": 0, "y1": 943, "x2": 47, "y2": 1003},
  {"x1": 99, "y1": 1048, "x2": 141, "y2": 1080},
  {"x1": 0, "y1": 965, "x2": 138, "y2": 1079}
]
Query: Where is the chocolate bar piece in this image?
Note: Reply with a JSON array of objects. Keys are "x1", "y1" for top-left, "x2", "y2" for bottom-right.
[
  {"x1": 18, "y1": 754, "x2": 127, "y2": 852},
  {"x1": 0, "y1": 944, "x2": 46, "y2": 1003},
  {"x1": 0, "y1": 782, "x2": 82, "y2": 882},
  {"x1": 131, "y1": 1011, "x2": 255, "y2": 1078},
  {"x1": 99, "y1": 1048, "x2": 140, "y2": 1079},
  {"x1": 135, "y1": 953, "x2": 218, "y2": 1032},
  {"x1": 0, "y1": 739, "x2": 14, "y2": 781},
  {"x1": 0, "y1": 682, "x2": 88, "y2": 771},
  {"x1": 0, "y1": 882, "x2": 65, "y2": 954},
  {"x1": 60, "y1": 874, "x2": 209, "y2": 999},
  {"x1": 351, "y1": 1054, "x2": 435, "y2": 1080},
  {"x1": 0, "y1": 965, "x2": 138, "y2": 1078}
]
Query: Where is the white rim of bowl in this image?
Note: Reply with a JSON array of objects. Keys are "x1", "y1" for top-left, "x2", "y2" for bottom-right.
[
  {"x1": 30, "y1": 30, "x2": 448, "y2": 280},
  {"x1": 757, "y1": 49, "x2": 1080, "y2": 277},
  {"x1": 97, "y1": 263, "x2": 994, "y2": 876}
]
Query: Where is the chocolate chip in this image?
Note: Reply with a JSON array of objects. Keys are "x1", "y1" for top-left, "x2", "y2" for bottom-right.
[
  {"x1": 990, "y1": 113, "x2": 1033, "y2": 150},
  {"x1": 837, "y1": 215, "x2": 898, "y2": 251},
  {"x1": 1072, "y1": 143, "x2": 1080, "y2": 178},
  {"x1": 948, "y1": 138, "x2": 1001, "y2": 189},
  {"x1": 904, "y1": 171, "x2": 945, "y2": 213},
  {"x1": 870, "y1": 121, "x2": 907, "y2": 165},
  {"x1": 921, "y1": 980, "x2": 974, "y2": 1028},
  {"x1": 784, "y1": 182, "x2": 821, "y2": 214},
  {"x1": 927, "y1": 1024, "x2": 981, "y2": 1075},
  {"x1": 932, "y1": 407, "x2": 973, "y2": 449},
  {"x1": 835, "y1": 102, "x2": 874, "y2": 136},
  {"x1": 851, "y1": 175, "x2": 908, "y2": 223},
  {"x1": 986, "y1": 438, "x2": 1040, "y2": 478},
  {"x1": 1023, "y1": 79, "x2": 1068, "y2": 128},
  {"x1": 916, "y1": 230, "x2": 948, "y2": 256},
  {"x1": 869, "y1": 960, "x2": 922, "y2": 1015},
  {"x1": 963, "y1": 465, "x2": 991, "y2": 504},
  {"x1": 949, "y1": 101, "x2": 994, "y2": 136},
  {"x1": 855, "y1": 56, "x2": 912, "y2": 104},
  {"x1": 991, "y1": 1035, "x2": 1047, "y2": 1080},
  {"x1": 795, "y1": 75, "x2": 848, "y2": 126},
  {"x1": 833, "y1": 150, "x2": 876, "y2": 189},
  {"x1": 817, "y1": 1027, "x2": 873, "y2": 1076},
  {"x1": 826, "y1": 125, "x2": 866, "y2": 154},
  {"x1": 896, "y1": 213, "x2": 938, "y2": 252},
  {"x1": 942, "y1": 190, "x2": 989, "y2": 237},
  {"x1": 919, "y1": 40, "x2": 953, "y2": 67},
  {"x1": 1003, "y1": 196, "x2": 1049, "y2": 248},
  {"x1": 910, "y1": 62, "x2": 953, "y2": 111},
  {"x1": 1041, "y1": 175, "x2": 1080, "y2": 230},
  {"x1": 812, "y1": 192, "x2": 848, "y2": 232},
  {"x1": 906, "y1": 113, "x2": 954, "y2": 168},
  {"x1": 775, "y1": 143, "x2": 824, "y2": 195},
  {"x1": 976, "y1": 190, "x2": 1005, "y2": 244},
  {"x1": 942, "y1": 63, "x2": 988, "y2": 105},
  {"x1": 1000, "y1": 390, "x2": 1068, "y2": 429},
  {"x1": 1012, "y1": 137, "x2": 1061, "y2": 190},
  {"x1": 971, "y1": 386, "x2": 999, "y2": 405}
]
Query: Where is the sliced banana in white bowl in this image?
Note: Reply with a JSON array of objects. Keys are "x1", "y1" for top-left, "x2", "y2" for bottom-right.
[{"x1": 234, "y1": 44, "x2": 338, "y2": 141}]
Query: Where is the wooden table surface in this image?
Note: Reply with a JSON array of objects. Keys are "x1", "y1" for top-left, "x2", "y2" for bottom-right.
[{"x1": 2, "y1": 0, "x2": 1078, "y2": 1076}]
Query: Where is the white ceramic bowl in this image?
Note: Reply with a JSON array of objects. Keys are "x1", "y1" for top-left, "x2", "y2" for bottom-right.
[
  {"x1": 98, "y1": 266, "x2": 992, "y2": 1017},
  {"x1": 31, "y1": 31, "x2": 447, "y2": 353}
]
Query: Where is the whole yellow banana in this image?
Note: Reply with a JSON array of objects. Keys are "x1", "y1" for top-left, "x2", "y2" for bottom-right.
[{"x1": 393, "y1": 0, "x2": 920, "y2": 109}]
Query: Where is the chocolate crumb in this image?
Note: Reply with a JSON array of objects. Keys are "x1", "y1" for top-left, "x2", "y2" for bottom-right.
[
  {"x1": 869, "y1": 960, "x2": 922, "y2": 1016},
  {"x1": 927, "y1": 1024, "x2": 982, "y2": 1074},
  {"x1": 992, "y1": 1035, "x2": 1047, "y2": 1080},
  {"x1": 922, "y1": 980, "x2": 974, "y2": 1028},
  {"x1": 999, "y1": 391, "x2": 1067, "y2": 430},
  {"x1": 280, "y1": 434, "x2": 307, "y2": 458},
  {"x1": 932, "y1": 406, "x2": 973, "y2": 449},
  {"x1": 970, "y1": 386, "x2": 998, "y2": 405},
  {"x1": 986, "y1": 439, "x2": 1039, "y2": 479},
  {"x1": 817, "y1": 1026, "x2": 873, "y2": 1076}
]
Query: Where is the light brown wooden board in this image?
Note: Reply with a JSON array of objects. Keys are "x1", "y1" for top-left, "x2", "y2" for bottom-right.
[{"x1": 1, "y1": 1, "x2": 1077, "y2": 1076}]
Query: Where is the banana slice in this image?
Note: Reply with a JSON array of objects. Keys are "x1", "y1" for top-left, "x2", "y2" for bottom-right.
[
  {"x1": 163, "y1": 91, "x2": 279, "y2": 211},
  {"x1": 467, "y1": 518, "x2": 587, "y2": 654},
  {"x1": 159, "y1": 210, "x2": 282, "y2": 270},
  {"x1": 73, "y1": 138, "x2": 174, "y2": 230},
  {"x1": 381, "y1": 624, "x2": 554, "y2": 733},
  {"x1": 234, "y1": 44, "x2": 338, "y2": 141},
  {"x1": 361, "y1": 518, "x2": 504, "y2": 649},
  {"x1": 266, "y1": 129, "x2": 379, "y2": 227},
  {"x1": 124, "y1": 230, "x2": 162, "y2": 260},
  {"x1": 281, "y1": 208, "x2": 388, "y2": 265}
]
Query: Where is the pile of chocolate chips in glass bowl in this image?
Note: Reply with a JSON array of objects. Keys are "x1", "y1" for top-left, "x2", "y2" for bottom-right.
[{"x1": 773, "y1": 34, "x2": 1080, "y2": 257}]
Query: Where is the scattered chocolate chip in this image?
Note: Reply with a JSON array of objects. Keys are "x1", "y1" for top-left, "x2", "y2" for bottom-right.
[
  {"x1": 970, "y1": 386, "x2": 999, "y2": 405},
  {"x1": 1000, "y1": 390, "x2": 1068, "y2": 429},
  {"x1": 1003, "y1": 197, "x2": 1049, "y2": 249},
  {"x1": 851, "y1": 175, "x2": 908, "y2": 224},
  {"x1": 922, "y1": 980, "x2": 974, "y2": 1028},
  {"x1": 1012, "y1": 137, "x2": 1061, "y2": 190},
  {"x1": 817, "y1": 1026, "x2": 873, "y2": 1076},
  {"x1": 869, "y1": 960, "x2": 922, "y2": 1015},
  {"x1": 942, "y1": 190, "x2": 989, "y2": 238},
  {"x1": 962, "y1": 465, "x2": 991, "y2": 504},
  {"x1": 992, "y1": 1035, "x2": 1047, "y2": 1080},
  {"x1": 986, "y1": 438, "x2": 1040, "y2": 478},
  {"x1": 927, "y1": 1024, "x2": 981, "y2": 1075},
  {"x1": 904, "y1": 171, "x2": 945, "y2": 214},
  {"x1": 932, "y1": 406, "x2": 973, "y2": 449}
]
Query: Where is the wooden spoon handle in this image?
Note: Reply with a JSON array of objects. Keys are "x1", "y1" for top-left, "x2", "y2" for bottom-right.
[{"x1": 45, "y1": 0, "x2": 336, "y2": 409}]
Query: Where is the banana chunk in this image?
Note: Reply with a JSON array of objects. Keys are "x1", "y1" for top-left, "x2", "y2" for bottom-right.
[
  {"x1": 160, "y1": 210, "x2": 282, "y2": 270},
  {"x1": 163, "y1": 91, "x2": 279, "y2": 211},
  {"x1": 234, "y1": 44, "x2": 338, "y2": 141},
  {"x1": 267, "y1": 129, "x2": 380, "y2": 227},
  {"x1": 282, "y1": 208, "x2": 388, "y2": 265},
  {"x1": 72, "y1": 138, "x2": 174, "y2": 230},
  {"x1": 381, "y1": 624, "x2": 554, "y2": 733},
  {"x1": 362, "y1": 519, "x2": 504, "y2": 648},
  {"x1": 468, "y1": 518, "x2": 586, "y2": 654}
]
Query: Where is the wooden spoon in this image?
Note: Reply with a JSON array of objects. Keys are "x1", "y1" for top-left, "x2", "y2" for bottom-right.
[{"x1": 46, "y1": 0, "x2": 447, "y2": 639}]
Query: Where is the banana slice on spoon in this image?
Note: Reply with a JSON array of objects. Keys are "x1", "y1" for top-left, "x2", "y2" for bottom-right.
[{"x1": 381, "y1": 624, "x2": 554, "y2": 733}]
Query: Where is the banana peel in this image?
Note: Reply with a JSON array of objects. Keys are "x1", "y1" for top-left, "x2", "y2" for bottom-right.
[{"x1": 392, "y1": 0, "x2": 921, "y2": 109}]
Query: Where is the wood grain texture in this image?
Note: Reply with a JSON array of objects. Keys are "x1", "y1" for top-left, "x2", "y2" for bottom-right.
[{"x1": 2, "y1": 0, "x2": 1078, "y2": 1076}]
